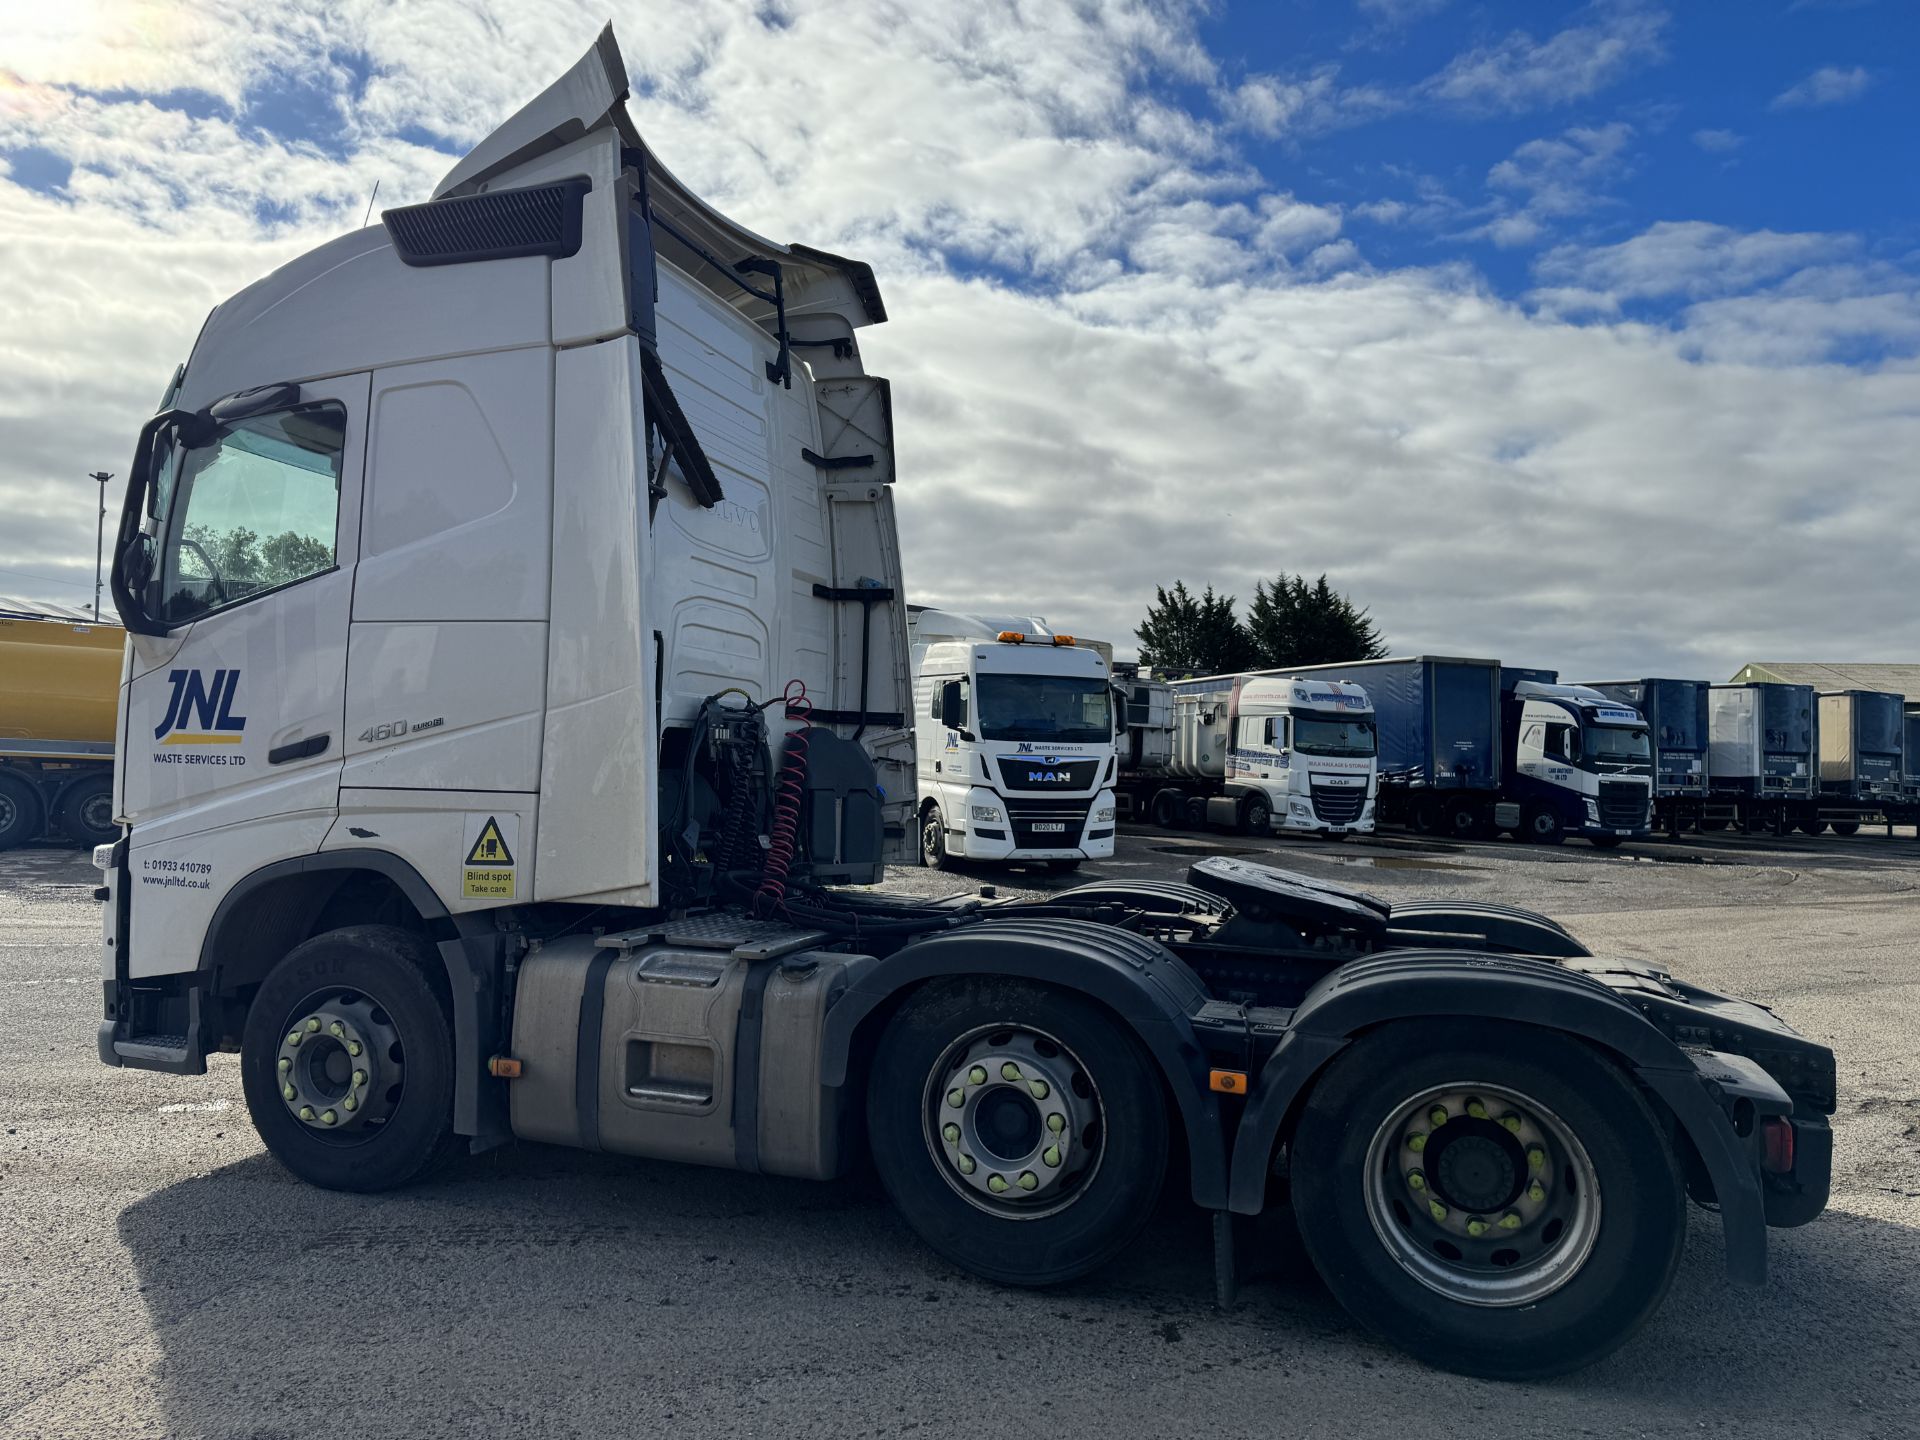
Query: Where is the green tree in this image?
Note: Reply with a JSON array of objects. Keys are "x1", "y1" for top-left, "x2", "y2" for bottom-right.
[
  {"x1": 1135, "y1": 581, "x2": 1256, "y2": 677},
  {"x1": 1245, "y1": 572, "x2": 1387, "y2": 669}
]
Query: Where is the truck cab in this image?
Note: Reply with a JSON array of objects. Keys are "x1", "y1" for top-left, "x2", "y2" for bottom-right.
[
  {"x1": 913, "y1": 630, "x2": 1117, "y2": 870},
  {"x1": 1504, "y1": 681, "x2": 1653, "y2": 845}
]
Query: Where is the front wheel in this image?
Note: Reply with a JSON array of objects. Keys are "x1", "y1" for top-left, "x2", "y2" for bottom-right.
[
  {"x1": 919, "y1": 804, "x2": 950, "y2": 869},
  {"x1": 1588, "y1": 834, "x2": 1622, "y2": 849},
  {"x1": 1241, "y1": 796, "x2": 1272, "y2": 836},
  {"x1": 1522, "y1": 805, "x2": 1565, "y2": 845},
  {"x1": 240, "y1": 925, "x2": 458, "y2": 1193},
  {"x1": 867, "y1": 978, "x2": 1168, "y2": 1287},
  {"x1": 57, "y1": 775, "x2": 118, "y2": 848},
  {"x1": 1291, "y1": 1020, "x2": 1684, "y2": 1380}
]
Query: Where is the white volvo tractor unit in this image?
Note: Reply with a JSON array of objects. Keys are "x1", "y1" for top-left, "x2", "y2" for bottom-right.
[{"x1": 96, "y1": 29, "x2": 1834, "y2": 1381}]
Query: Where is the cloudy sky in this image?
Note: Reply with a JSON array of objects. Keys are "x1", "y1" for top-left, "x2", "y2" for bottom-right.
[{"x1": 2, "y1": 0, "x2": 1915, "y2": 678}]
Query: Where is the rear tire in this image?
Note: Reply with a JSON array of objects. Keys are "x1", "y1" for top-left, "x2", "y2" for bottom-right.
[
  {"x1": 867, "y1": 978, "x2": 1167, "y2": 1288},
  {"x1": 1184, "y1": 796, "x2": 1209, "y2": 831},
  {"x1": 1149, "y1": 789, "x2": 1183, "y2": 829},
  {"x1": 1291, "y1": 1020, "x2": 1684, "y2": 1380},
  {"x1": 1830, "y1": 821, "x2": 1860, "y2": 836},
  {"x1": 0, "y1": 772, "x2": 43, "y2": 850},
  {"x1": 241, "y1": 925, "x2": 458, "y2": 1193},
  {"x1": 1699, "y1": 817, "x2": 1728, "y2": 832},
  {"x1": 1444, "y1": 798, "x2": 1483, "y2": 840},
  {"x1": 56, "y1": 774, "x2": 118, "y2": 849}
]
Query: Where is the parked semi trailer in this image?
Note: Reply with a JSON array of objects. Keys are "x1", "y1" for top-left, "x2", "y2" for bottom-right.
[
  {"x1": 1704, "y1": 683, "x2": 1817, "y2": 834},
  {"x1": 1120, "y1": 672, "x2": 1378, "y2": 837},
  {"x1": 0, "y1": 612, "x2": 123, "y2": 849},
  {"x1": 908, "y1": 608, "x2": 1117, "y2": 871},
  {"x1": 1581, "y1": 679, "x2": 1710, "y2": 835},
  {"x1": 1809, "y1": 690, "x2": 1905, "y2": 835},
  {"x1": 95, "y1": 30, "x2": 1834, "y2": 1381}
]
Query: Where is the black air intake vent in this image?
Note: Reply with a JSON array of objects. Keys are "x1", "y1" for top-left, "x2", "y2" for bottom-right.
[{"x1": 384, "y1": 176, "x2": 592, "y2": 268}]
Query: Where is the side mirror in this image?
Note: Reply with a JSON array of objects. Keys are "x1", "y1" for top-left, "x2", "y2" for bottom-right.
[{"x1": 939, "y1": 682, "x2": 971, "y2": 740}]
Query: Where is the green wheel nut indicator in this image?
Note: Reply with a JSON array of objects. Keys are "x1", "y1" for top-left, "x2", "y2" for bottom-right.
[
  {"x1": 1046, "y1": 1113, "x2": 1066, "y2": 1134},
  {"x1": 1528, "y1": 1181, "x2": 1546, "y2": 1203},
  {"x1": 1466, "y1": 1098, "x2": 1488, "y2": 1119},
  {"x1": 347, "y1": 1041, "x2": 363, "y2": 1058},
  {"x1": 283, "y1": 1084, "x2": 297, "y2": 1102},
  {"x1": 344, "y1": 1096, "x2": 358, "y2": 1113},
  {"x1": 947, "y1": 1089, "x2": 965, "y2": 1109},
  {"x1": 286, "y1": 1030, "x2": 302, "y2": 1047},
  {"x1": 957, "y1": 1155, "x2": 976, "y2": 1175},
  {"x1": 278, "y1": 1056, "x2": 291, "y2": 1075},
  {"x1": 1000, "y1": 1062, "x2": 1021, "y2": 1081},
  {"x1": 1500, "y1": 1113, "x2": 1523, "y2": 1134},
  {"x1": 968, "y1": 1066, "x2": 988, "y2": 1086},
  {"x1": 352, "y1": 1070, "x2": 367, "y2": 1089},
  {"x1": 1428, "y1": 1200, "x2": 1448, "y2": 1222},
  {"x1": 1428, "y1": 1106, "x2": 1448, "y2": 1128},
  {"x1": 1027, "y1": 1079, "x2": 1050, "y2": 1100},
  {"x1": 298, "y1": 1106, "x2": 316, "y2": 1122},
  {"x1": 321, "y1": 1110, "x2": 337, "y2": 1126},
  {"x1": 1017, "y1": 1172, "x2": 1038, "y2": 1191},
  {"x1": 987, "y1": 1173, "x2": 1009, "y2": 1194},
  {"x1": 942, "y1": 1123, "x2": 960, "y2": 1143},
  {"x1": 1466, "y1": 1217, "x2": 1489, "y2": 1237},
  {"x1": 1499, "y1": 1211, "x2": 1523, "y2": 1230},
  {"x1": 1527, "y1": 1146, "x2": 1546, "y2": 1172},
  {"x1": 1042, "y1": 1145, "x2": 1062, "y2": 1168},
  {"x1": 306, "y1": 1018, "x2": 321, "y2": 1034},
  {"x1": 329, "y1": 1021, "x2": 344, "y2": 1038},
  {"x1": 1406, "y1": 1168, "x2": 1427, "y2": 1192},
  {"x1": 1406, "y1": 1131, "x2": 1427, "y2": 1153}
]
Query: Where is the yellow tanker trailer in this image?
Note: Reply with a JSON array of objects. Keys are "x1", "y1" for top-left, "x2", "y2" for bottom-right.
[{"x1": 0, "y1": 613, "x2": 124, "y2": 848}]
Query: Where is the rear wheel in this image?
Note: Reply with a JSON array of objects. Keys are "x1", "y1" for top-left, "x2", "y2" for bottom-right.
[
  {"x1": 867, "y1": 978, "x2": 1167, "y2": 1287},
  {"x1": 240, "y1": 925, "x2": 458, "y2": 1192},
  {"x1": 1522, "y1": 805, "x2": 1565, "y2": 845},
  {"x1": 1799, "y1": 820, "x2": 1828, "y2": 835},
  {"x1": 1699, "y1": 817, "x2": 1729, "y2": 832},
  {"x1": 1443, "y1": 798, "x2": 1483, "y2": 840},
  {"x1": 1184, "y1": 796, "x2": 1209, "y2": 831},
  {"x1": 0, "y1": 773, "x2": 43, "y2": 850},
  {"x1": 56, "y1": 775, "x2": 118, "y2": 848},
  {"x1": 919, "y1": 803, "x2": 950, "y2": 869},
  {"x1": 1291, "y1": 1020, "x2": 1684, "y2": 1380},
  {"x1": 1149, "y1": 789, "x2": 1183, "y2": 829},
  {"x1": 1830, "y1": 821, "x2": 1860, "y2": 836}
]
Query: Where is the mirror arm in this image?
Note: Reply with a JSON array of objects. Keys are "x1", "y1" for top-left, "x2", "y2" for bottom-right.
[{"x1": 111, "y1": 408, "x2": 197, "y2": 637}]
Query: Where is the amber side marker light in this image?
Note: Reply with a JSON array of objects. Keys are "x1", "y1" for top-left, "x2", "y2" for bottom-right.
[{"x1": 1209, "y1": 1070, "x2": 1248, "y2": 1095}]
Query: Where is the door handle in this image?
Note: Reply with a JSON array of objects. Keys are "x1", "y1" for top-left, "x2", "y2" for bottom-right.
[{"x1": 269, "y1": 734, "x2": 330, "y2": 765}]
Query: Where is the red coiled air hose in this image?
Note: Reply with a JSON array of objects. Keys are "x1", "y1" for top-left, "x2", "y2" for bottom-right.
[{"x1": 756, "y1": 678, "x2": 813, "y2": 914}]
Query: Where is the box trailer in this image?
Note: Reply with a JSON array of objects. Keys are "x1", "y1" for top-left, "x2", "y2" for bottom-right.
[{"x1": 0, "y1": 614, "x2": 124, "y2": 848}]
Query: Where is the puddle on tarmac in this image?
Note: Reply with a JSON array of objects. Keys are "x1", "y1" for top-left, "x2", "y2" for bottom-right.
[{"x1": 1318, "y1": 855, "x2": 1473, "y2": 871}]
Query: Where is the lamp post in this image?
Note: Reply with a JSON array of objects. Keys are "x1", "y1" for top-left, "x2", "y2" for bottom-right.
[{"x1": 88, "y1": 471, "x2": 113, "y2": 622}]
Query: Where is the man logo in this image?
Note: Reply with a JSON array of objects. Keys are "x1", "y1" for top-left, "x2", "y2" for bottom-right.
[
  {"x1": 154, "y1": 669, "x2": 247, "y2": 744},
  {"x1": 1028, "y1": 770, "x2": 1071, "y2": 784}
]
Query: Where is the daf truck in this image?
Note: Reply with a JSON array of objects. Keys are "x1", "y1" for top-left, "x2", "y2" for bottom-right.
[
  {"x1": 908, "y1": 609, "x2": 1117, "y2": 871},
  {"x1": 1122, "y1": 672, "x2": 1377, "y2": 837},
  {"x1": 1581, "y1": 679, "x2": 1710, "y2": 835},
  {"x1": 0, "y1": 611, "x2": 124, "y2": 848},
  {"x1": 95, "y1": 29, "x2": 1834, "y2": 1381}
]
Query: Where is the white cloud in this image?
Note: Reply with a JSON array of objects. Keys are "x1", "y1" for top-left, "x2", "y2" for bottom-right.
[
  {"x1": 1422, "y1": 3, "x2": 1668, "y2": 113},
  {"x1": 1222, "y1": 68, "x2": 1398, "y2": 138},
  {"x1": 1691, "y1": 127, "x2": 1743, "y2": 152},
  {"x1": 1, "y1": 0, "x2": 1918, "y2": 684},
  {"x1": 1771, "y1": 64, "x2": 1873, "y2": 109}
]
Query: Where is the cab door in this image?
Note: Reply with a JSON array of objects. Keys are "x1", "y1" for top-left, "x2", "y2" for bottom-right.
[{"x1": 118, "y1": 377, "x2": 367, "y2": 968}]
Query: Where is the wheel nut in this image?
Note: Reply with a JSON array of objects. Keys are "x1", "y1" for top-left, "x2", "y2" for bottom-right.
[
  {"x1": 968, "y1": 1066, "x2": 987, "y2": 1086},
  {"x1": 1406, "y1": 1168, "x2": 1427, "y2": 1192},
  {"x1": 957, "y1": 1154, "x2": 976, "y2": 1175},
  {"x1": 1406, "y1": 1131, "x2": 1427, "y2": 1153},
  {"x1": 329, "y1": 1021, "x2": 345, "y2": 1038},
  {"x1": 1428, "y1": 1200, "x2": 1448, "y2": 1223},
  {"x1": 347, "y1": 1041, "x2": 363, "y2": 1058},
  {"x1": 1042, "y1": 1145, "x2": 1062, "y2": 1168},
  {"x1": 1016, "y1": 1172, "x2": 1038, "y2": 1191},
  {"x1": 305, "y1": 1018, "x2": 320, "y2": 1034},
  {"x1": 1528, "y1": 1181, "x2": 1546, "y2": 1203},
  {"x1": 321, "y1": 1110, "x2": 337, "y2": 1126},
  {"x1": 1466, "y1": 1216, "x2": 1489, "y2": 1237},
  {"x1": 942, "y1": 1123, "x2": 960, "y2": 1143},
  {"x1": 987, "y1": 1173, "x2": 1009, "y2": 1194},
  {"x1": 1527, "y1": 1146, "x2": 1546, "y2": 1173},
  {"x1": 1466, "y1": 1098, "x2": 1488, "y2": 1119},
  {"x1": 352, "y1": 1070, "x2": 367, "y2": 1089},
  {"x1": 344, "y1": 1096, "x2": 358, "y2": 1113},
  {"x1": 1046, "y1": 1113, "x2": 1066, "y2": 1134},
  {"x1": 1027, "y1": 1079, "x2": 1050, "y2": 1100},
  {"x1": 947, "y1": 1088, "x2": 965, "y2": 1109},
  {"x1": 278, "y1": 1056, "x2": 291, "y2": 1075},
  {"x1": 1500, "y1": 1113, "x2": 1523, "y2": 1134},
  {"x1": 1000, "y1": 1062, "x2": 1021, "y2": 1081},
  {"x1": 1428, "y1": 1106, "x2": 1448, "y2": 1128},
  {"x1": 298, "y1": 1106, "x2": 316, "y2": 1122},
  {"x1": 283, "y1": 1084, "x2": 297, "y2": 1102},
  {"x1": 286, "y1": 1030, "x2": 302, "y2": 1047},
  {"x1": 1499, "y1": 1211, "x2": 1523, "y2": 1230}
]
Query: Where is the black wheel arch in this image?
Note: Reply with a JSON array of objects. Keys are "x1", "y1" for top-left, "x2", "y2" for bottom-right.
[
  {"x1": 1224, "y1": 950, "x2": 1771, "y2": 1286},
  {"x1": 820, "y1": 917, "x2": 1229, "y2": 1208},
  {"x1": 197, "y1": 850, "x2": 508, "y2": 1143}
]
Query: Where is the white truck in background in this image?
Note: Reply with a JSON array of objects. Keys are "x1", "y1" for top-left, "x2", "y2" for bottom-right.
[
  {"x1": 1117, "y1": 671, "x2": 1377, "y2": 837},
  {"x1": 908, "y1": 608, "x2": 1117, "y2": 871},
  {"x1": 92, "y1": 29, "x2": 1839, "y2": 1384}
]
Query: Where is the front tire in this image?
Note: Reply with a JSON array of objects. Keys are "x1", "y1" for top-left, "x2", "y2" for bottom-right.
[
  {"x1": 867, "y1": 978, "x2": 1168, "y2": 1288},
  {"x1": 1290, "y1": 1020, "x2": 1684, "y2": 1380},
  {"x1": 56, "y1": 774, "x2": 118, "y2": 848},
  {"x1": 1522, "y1": 805, "x2": 1565, "y2": 845},
  {"x1": 919, "y1": 803, "x2": 950, "y2": 869},
  {"x1": 1589, "y1": 834, "x2": 1622, "y2": 849},
  {"x1": 1241, "y1": 795, "x2": 1272, "y2": 836},
  {"x1": 241, "y1": 925, "x2": 458, "y2": 1193}
]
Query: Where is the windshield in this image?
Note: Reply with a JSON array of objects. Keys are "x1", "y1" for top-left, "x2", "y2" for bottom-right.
[
  {"x1": 976, "y1": 674, "x2": 1113, "y2": 744},
  {"x1": 1293, "y1": 715, "x2": 1376, "y2": 757},
  {"x1": 1585, "y1": 726, "x2": 1651, "y2": 765}
]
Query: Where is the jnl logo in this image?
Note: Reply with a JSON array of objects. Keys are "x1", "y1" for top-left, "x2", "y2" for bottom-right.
[{"x1": 155, "y1": 669, "x2": 248, "y2": 745}]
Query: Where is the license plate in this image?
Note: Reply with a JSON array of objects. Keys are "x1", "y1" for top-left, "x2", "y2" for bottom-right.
[
  {"x1": 1615, "y1": 829, "x2": 1631, "y2": 836},
  {"x1": 1032, "y1": 822, "x2": 1066, "y2": 833}
]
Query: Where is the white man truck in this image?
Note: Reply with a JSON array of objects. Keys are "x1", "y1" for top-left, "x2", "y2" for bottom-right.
[
  {"x1": 908, "y1": 609, "x2": 1117, "y2": 872},
  {"x1": 95, "y1": 28, "x2": 1835, "y2": 1382},
  {"x1": 1121, "y1": 672, "x2": 1377, "y2": 837}
]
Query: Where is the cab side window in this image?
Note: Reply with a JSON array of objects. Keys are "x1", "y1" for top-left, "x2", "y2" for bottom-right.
[{"x1": 157, "y1": 405, "x2": 346, "y2": 625}]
